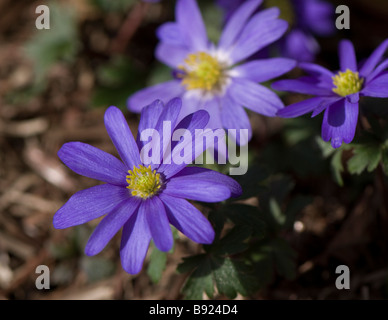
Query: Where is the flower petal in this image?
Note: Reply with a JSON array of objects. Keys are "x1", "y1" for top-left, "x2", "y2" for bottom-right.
[
  {"x1": 104, "y1": 106, "x2": 140, "y2": 170},
  {"x1": 271, "y1": 79, "x2": 333, "y2": 96},
  {"x1": 301, "y1": 0, "x2": 335, "y2": 36},
  {"x1": 58, "y1": 142, "x2": 127, "y2": 186},
  {"x1": 170, "y1": 166, "x2": 242, "y2": 197},
  {"x1": 164, "y1": 176, "x2": 231, "y2": 202},
  {"x1": 155, "y1": 42, "x2": 191, "y2": 69},
  {"x1": 127, "y1": 80, "x2": 184, "y2": 113},
  {"x1": 229, "y1": 78, "x2": 284, "y2": 116},
  {"x1": 362, "y1": 73, "x2": 388, "y2": 98},
  {"x1": 221, "y1": 94, "x2": 252, "y2": 145},
  {"x1": 145, "y1": 196, "x2": 173, "y2": 252},
  {"x1": 228, "y1": 11, "x2": 288, "y2": 63},
  {"x1": 156, "y1": 22, "x2": 184, "y2": 47},
  {"x1": 232, "y1": 58, "x2": 296, "y2": 83},
  {"x1": 339, "y1": 39, "x2": 357, "y2": 72},
  {"x1": 321, "y1": 98, "x2": 359, "y2": 148},
  {"x1": 120, "y1": 209, "x2": 151, "y2": 275},
  {"x1": 136, "y1": 99, "x2": 165, "y2": 150},
  {"x1": 219, "y1": 0, "x2": 263, "y2": 50},
  {"x1": 159, "y1": 193, "x2": 215, "y2": 244},
  {"x1": 84, "y1": 196, "x2": 141, "y2": 256},
  {"x1": 158, "y1": 110, "x2": 210, "y2": 179},
  {"x1": 53, "y1": 184, "x2": 128, "y2": 229},
  {"x1": 176, "y1": 0, "x2": 208, "y2": 51},
  {"x1": 277, "y1": 96, "x2": 336, "y2": 118},
  {"x1": 280, "y1": 29, "x2": 319, "y2": 62},
  {"x1": 359, "y1": 39, "x2": 388, "y2": 77},
  {"x1": 366, "y1": 58, "x2": 388, "y2": 82}
]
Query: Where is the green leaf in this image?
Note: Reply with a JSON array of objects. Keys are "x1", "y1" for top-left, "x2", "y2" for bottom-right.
[
  {"x1": 331, "y1": 148, "x2": 345, "y2": 186},
  {"x1": 381, "y1": 147, "x2": 388, "y2": 175},
  {"x1": 347, "y1": 144, "x2": 382, "y2": 174},
  {"x1": 212, "y1": 256, "x2": 260, "y2": 299},
  {"x1": 222, "y1": 204, "x2": 266, "y2": 238},
  {"x1": 92, "y1": 56, "x2": 145, "y2": 109},
  {"x1": 24, "y1": 3, "x2": 79, "y2": 85},
  {"x1": 147, "y1": 245, "x2": 167, "y2": 284},
  {"x1": 181, "y1": 255, "x2": 214, "y2": 300},
  {"x1": 214, "y1": 226, "x2": 252, "y2": 256}
]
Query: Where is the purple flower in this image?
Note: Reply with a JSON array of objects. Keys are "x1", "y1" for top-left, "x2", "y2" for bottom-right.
[
  {"x1": 273, "y1": 39, "x2": 388, "y2": 148},
  {"x1": 128, "y1": 0, "x2": 295, "y2": 145},
  {"x1": 53, "y1": 98, "x2": 242, "y2": 274},
  {"x1": 217, "y1": 0, "x2": 335, "y2": 62}
]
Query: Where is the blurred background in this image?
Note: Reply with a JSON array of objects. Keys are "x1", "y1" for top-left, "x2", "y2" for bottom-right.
[{"x1": 1, "y1": 0, "x2": 388, "y2": 300}]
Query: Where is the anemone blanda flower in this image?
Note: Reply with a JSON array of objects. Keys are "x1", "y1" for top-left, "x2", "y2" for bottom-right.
[
  {"x1": 128, "y1": 0, "x2": 295, "y2": 145},
  {"x1": 217, "y1": 0, "x2": 335, "y2": 62},
  {"x1": 53, "y1": 98, "x2": 242, "y2": 274},
  {"x1": 273, "y1": 39, "x2": 388, "y2": 148}
]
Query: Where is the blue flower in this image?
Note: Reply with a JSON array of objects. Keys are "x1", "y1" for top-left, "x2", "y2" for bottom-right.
[
  {"x1": 217, "y1": 0, "x2": 335, "y2": 62},
  {"x1": 53, "y1": 98, "x2": 242, "y2": 274},
  {"x1": 128, "y1": 0, "x2": 295, "y2": 145},
  {"x1": 273, "y1": 39, "x2": 388, "y2": 148}
]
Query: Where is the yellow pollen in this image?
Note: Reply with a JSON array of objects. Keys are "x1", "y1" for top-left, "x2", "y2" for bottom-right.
[
  {"x1": 332, "y1": 69, "x2": 364, "y2": 97},
  {"x1": 126, "y1": 165, "x2": 161, "y2": 199},
  {"x1": 178, "y1": 52, "x2": 224, "y2": 91},
  {"x1": 264, "y1": 0, "x2": 295, "y2": 27}
]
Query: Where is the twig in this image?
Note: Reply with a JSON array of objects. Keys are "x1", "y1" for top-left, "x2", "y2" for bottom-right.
[{"x1": 110, "y1": 2, "x2": 151, "y2": 54}]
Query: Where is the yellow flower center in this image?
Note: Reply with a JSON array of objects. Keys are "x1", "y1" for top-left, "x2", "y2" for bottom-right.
[
  {"x1": 332, "y1": 69, "x2": 364, "y2": 97},
  {"x1": 264, "y1": 0, "x2": 295, "y2": 27},
  {"x1": 178, "y1": 52, "x2": 225, "y2": 92},
  {"x1": 126, "y1": 165, "x2": 161, "y2": 199}
]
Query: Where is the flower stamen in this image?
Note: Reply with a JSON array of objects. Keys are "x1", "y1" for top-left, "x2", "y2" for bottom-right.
[
  {"x1": 332, "y1": 69, "x2": 363, "y2": 97},
  {"x1": 178, "y1": 52, "x2": 225, "y2": 92},
  {"x1": 126, "y1": 165, "x2": 161, "y2": 199}
]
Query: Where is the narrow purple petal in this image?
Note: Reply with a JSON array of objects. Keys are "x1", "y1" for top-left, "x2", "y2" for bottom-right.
[
  {"x1": 299, "y1": 62, "x2": 335, "y2": 79},
  {"x1": 232, "y1": 58, "x2": 296, "y2": 83},
  {"x1": 164, "y1": 177, "x2": 231, "y2": 202},
  {"x1": 145, "y1": 196, "x2": 173, "y2": 252},
  {"x1": 280, "y1": 29, "x2": 319, "y2": 62},
  {"x1": 158, "y1": 110, "x2": 210, "y2": 179},
  {"x1": 170, "y1": 166, "x2": 242, "y2": 197},
  {"x1": 311, "y1": 97, "x2": 344, "y2": 117},
  {"x1": 359, "y1": 39, "x2": 388, "y2": 77},
  {"x1": 366, "y1": 59, "x2": 388, "y2": 82},
  {"x1": 159, "y1": 193, "x2": 215, "y2": 244},
  {"x1": 321, "y1": 98, "x2": 359, "y2": 148},
  {"x1": 127, "y1": 80, "x2": 184, "y2": 113},
  {"x1": 53, "y1": 184, "x2": 128, "y2": 229},
  {"x1": 120, "y1": 209, "x2": 151, "y2": 275},
  {"x1": 104, "y1": 106, "x2": 140, "y2": 170},
  {"x1": 58, "y1": 142, "x2": 127, "y2": 186},
  {"x1": 277, "y1": 97, "x2": 335, "y2": 118},
  {"x1": 339, "y1": 40, "x2": 357, "y2": 72},
  {"x1": 155, "y1": 43, "x2": 191, "y2": 69},
  {"x1": 271, "y1": 79, "x2": 333, "y2": 96},
  {"x1": 84, "y1": 197, "x2": 141, "y2": 256},
  {"x1": 221, "y1": 94, "x2": 252, "y2": 145},
  {"x1": 301, "y1": 0, "x2": 334, "y2": 36},
  {"x1": 136, "y1": 100, "x2": 165, "y2": 150},
  {"x1": 229, "y1": 11, "x2": 287, "y2": 63},
  {"x1": 156, "y1": 22, "x2": 184, "y2": 47},
  {"x1": 176, "y1": 0, "x2": 208, "y2": 51},
  {"x1": 229, "y1": 78, "x2": 284, "y2": 116},
  {"x1": 362, "y1": 74, "x2": 388, "y2": 98},
  {"x1": 219, "y1": 0, "x2": 263, "y2": 50}
]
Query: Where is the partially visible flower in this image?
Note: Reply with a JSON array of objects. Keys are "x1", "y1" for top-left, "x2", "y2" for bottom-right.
[
  {"x1": 217, "y1": 0, "x2": 335, "y2": 62},
  {"x1": 273, "y1": 39, "x2": 388, "y2": 148},
  {"x1": 53, "y1": 98, "x2": 242, "y2": 274},
  {"x1": 128, "y1": 0, "x2": 295, "y2": 145}
]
